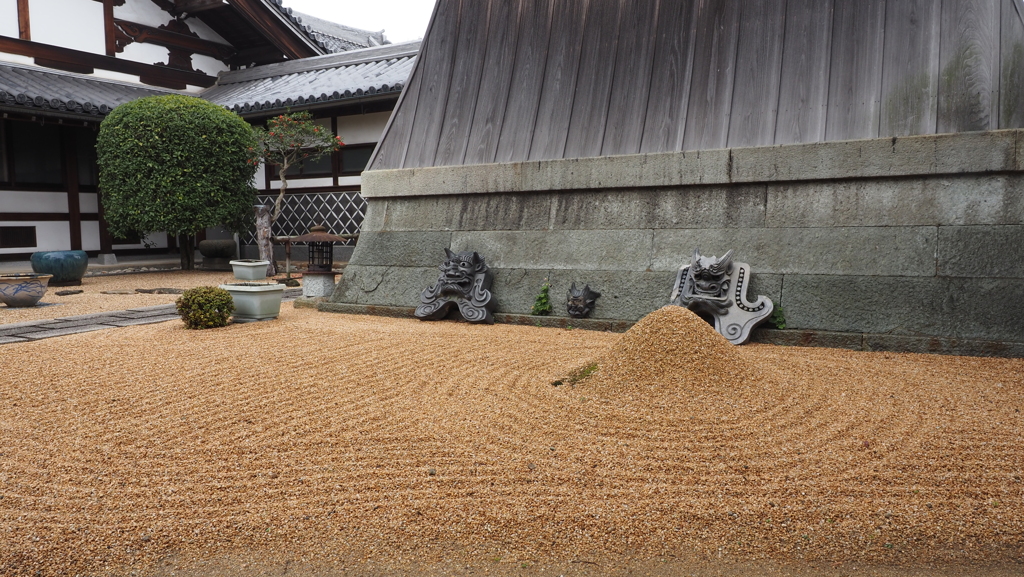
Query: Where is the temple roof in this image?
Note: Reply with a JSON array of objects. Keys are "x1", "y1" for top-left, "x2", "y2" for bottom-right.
[
  {"x1": 0, "y1": 62, "x2": 176, "y2": 119},
  {"x1": 202, "y1": 41, "x2": 418, "y2": 115}
]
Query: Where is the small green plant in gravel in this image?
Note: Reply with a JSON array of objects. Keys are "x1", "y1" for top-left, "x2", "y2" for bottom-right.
[
  {"x1": 176, "y1": 286, "x2": 234, "y2": 329},
  {"x1": 768, "y1": 305, "x2": 787, "y2": 329},
  {"x1": 531, "y1": 282, "x2": 552, "y2": 316}
]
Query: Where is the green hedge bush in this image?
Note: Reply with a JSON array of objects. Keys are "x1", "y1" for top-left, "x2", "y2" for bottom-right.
[
  {"x1": 96, "y1": 95, "x2": 258, "y2": 244},
  {"x1": 176, "y1": 286, "x2": 235, "y2": 329}
]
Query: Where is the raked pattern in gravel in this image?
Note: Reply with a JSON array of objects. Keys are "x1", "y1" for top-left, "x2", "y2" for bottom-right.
[{"x1": 0, "y1": 306, "x2": 1022, "y2": 576}]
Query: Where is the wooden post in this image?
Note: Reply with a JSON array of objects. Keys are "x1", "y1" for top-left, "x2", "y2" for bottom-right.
[
  {"x1": 17, "y1": 0, "x2": 30, "y2": 40},
  {"x1": 62, "y1": 127, "x2": 82, "y2": 250}
]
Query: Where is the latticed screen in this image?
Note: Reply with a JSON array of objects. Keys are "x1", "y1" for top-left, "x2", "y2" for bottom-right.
[{"x1": 244, "y1": 192, "x2": 366, "y2": 244}]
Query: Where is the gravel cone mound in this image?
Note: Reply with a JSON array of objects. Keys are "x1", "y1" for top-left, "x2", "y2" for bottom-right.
[{"x1": 591, "y1": 305, "x2": 780, "y2": 404}]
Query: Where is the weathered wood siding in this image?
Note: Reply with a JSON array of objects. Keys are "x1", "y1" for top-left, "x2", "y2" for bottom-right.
[{"x1": 370, "y1": 0, "x2": 1024, "y2": 170}]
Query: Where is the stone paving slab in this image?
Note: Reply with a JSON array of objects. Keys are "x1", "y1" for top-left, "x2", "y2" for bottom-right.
[
  {"x1": 22, "y1": 324, "x2": 112, "y2": 339},
  {"x1": 108, "y1": 308, "x2": 178, "y2": 319},
  {"x1": 123, "y1": 304, "x2": 178, "y2": 313},
  {"x1": 103, "y1": 315, "x2": 180, "y2": 327},
  {"x1": 36, "y1": 318, "x2": 119, "y2": 329},
  {"x1": 0, "y1": 335, "x2": 29, "y2": 344},
  {"x1": 0, "y1": 325, "x2": 50, "y2": 337}
]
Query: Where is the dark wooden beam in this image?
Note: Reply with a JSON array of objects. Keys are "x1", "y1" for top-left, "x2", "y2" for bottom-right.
[
  {"x1": 104, "y1": 0, "x2": 117, "y2": 56},
  {"x1": 34, "y1": 58, "x2": 94, "y2": 75},
  {"x1": 174, "y1": 0, "x2": 226, "y2": 16},
  {"x1": 0, "y1": 212, "x2": 99, "y2": 221},
  {"x1": 114, "y1": 18, "x2": 236, "y2": 60},
  {"x1": 17, "y1": 0, "x2": 30, "y2": 40},
  {"x1": 61, "y1": 128, "x2": 82, "y2": 251},
  {"x1": 228, "y1": 0, "x2": 320, "y2": 60},
  {"x1": 0, "y1": 37, "x2": 217, "y2": 88}
]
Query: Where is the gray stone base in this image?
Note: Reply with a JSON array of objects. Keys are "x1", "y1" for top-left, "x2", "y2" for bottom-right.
[
  {"x1": 201, "y1": 257, "x2": 233, "y2": 271},
  {"x1": 96, "y1": 253, "x2": 117, "y2": 265},
  {"x1": 302, "y1": 273, "x2": 338, "y2": 298}
]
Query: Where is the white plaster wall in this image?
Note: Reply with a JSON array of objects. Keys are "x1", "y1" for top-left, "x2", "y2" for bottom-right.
[
  {"x1": 336, "y1": 111, "x2": 390, "y2": 144},
  {"x1": 114, "y1": 0, "x2": 174, "y2": 29},
  {"x1": 271, "y1": 177, "x2": 333, "y2": 189},
  {"x1": 79, "y1": 192, "x2": 98, "y2": 213},
  {"x1": 192, "y1": 53, "x2": 228, "y2": 77},
  {"x1": 115, "y1": 0, "x2": 229, "y2": 44},
  {"x1": 119, "y1": 42, "x2": 170, "y2": 68},
  {"x1": 81, "y1": 220, "x2": 100, "y2": 251},
  {"x1": 29, "y1": 0, "x2": 105, "y2": 54},
  {"x1": 338, "y1": 176, "x2": 360, "y2": 187},
  {"x1": 91, "y1": 69, "x2": 144, "y2": 84},
  {"x1": 0, "y1": 0, "x2": 19, "y2": 38},
  {"x1": 0, "y1": 190, "x2": 68, "y2": 212},
  {"x1": 0, "y1": 221, "x2": 69, "y2": 253},
  {"x1": 0, "y1": 52, "x2": 35, "y2": 66}
]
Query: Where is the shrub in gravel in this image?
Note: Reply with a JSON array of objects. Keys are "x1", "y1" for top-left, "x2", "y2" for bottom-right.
[{"x1": 176, "y1": 286, "x2": 234, "y2": 329}]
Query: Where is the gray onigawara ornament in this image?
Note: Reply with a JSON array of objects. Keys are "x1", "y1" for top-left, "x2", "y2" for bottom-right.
[
  {"x1": 670, "y1": 247, "x2": 773, "y2": 345},
  {"x1": 566, "y1": 283, "x2": 600, "y2": 318},
  {"x1": 415, "y1": 249, "x2": 496, "y2": 324}
]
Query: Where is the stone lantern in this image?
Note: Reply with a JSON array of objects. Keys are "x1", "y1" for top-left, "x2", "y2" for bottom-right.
[{"x1": 291, "y1": 225, "x2": 348, "y2": 298}]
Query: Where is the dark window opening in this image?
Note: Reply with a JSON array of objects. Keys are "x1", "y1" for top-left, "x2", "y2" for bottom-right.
[
  {"x1": 267, "y1": 143, "x2": 376, "y2": 180},
  {"x1": 10, "y1": 121, "x2": 63, "y2": 186},
  {"x1": 112, "y1": 231, "x2": 142, "y2": 245},
  {"x1": 0, "y1": 226, "x2": 38, "y2": 249},
  {"x1": 340, "y1": 144, "x2": 375, "y2": 176},
  {"x1": 0, "y1": 122, "x2": 8, "y2": 183},
  {"x1": 75, "y1": 127, "x2": 99, "y2": 188}
]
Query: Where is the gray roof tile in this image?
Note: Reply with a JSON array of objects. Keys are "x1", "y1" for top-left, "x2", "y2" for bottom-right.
[
  {"x1": 203, "y1": 41, "x2": 419, "y2": 115},
  {"x1": 0, "y1": 63, "x2": 176, "y2": 118}
]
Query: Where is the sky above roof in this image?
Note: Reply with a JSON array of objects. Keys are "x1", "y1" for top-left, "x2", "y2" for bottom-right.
[{"x1": 282, "y1": 0, "x2": 435, "y2": 44}]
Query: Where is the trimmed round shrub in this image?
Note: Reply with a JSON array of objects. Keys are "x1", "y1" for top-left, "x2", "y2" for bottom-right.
[
  {"x1": 97, "y1": 95, "x2": 259, "y2": 242},
  {"x1": 176, "y1": 286, "x2": 235, "y2": 329}
]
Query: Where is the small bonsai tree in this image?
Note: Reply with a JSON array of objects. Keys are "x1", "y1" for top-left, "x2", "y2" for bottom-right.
[
  {"x1": 97, "y1": 95, "x2": 259, "y2": 269},
  {"x1": 250, "y1": 111, "x2": 343, "y2": 276}
]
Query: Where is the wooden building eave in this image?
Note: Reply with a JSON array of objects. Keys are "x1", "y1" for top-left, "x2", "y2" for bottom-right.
[
  {"x1": 0, "y1": 36, "x2": 217, "y2": 89},
  {"x1": 227, "y1": 0, "x2": 323, "y2": 60}
]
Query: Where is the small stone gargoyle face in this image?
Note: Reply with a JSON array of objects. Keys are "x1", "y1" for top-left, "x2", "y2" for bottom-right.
[
  {"x1": 689, "y1": 248, "x2": 734, "y2": 298},
  {"x1": 566, "y1": 283, "x2": 601, "y2": 319},
  {"x1": 439, "y1": 248, "x2": 486, "y2": 297}
]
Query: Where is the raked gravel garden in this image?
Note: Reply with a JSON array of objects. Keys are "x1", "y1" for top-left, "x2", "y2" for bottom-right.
[{"x1": 1, "y1": 272, "x2": 1023, "y2": 576}]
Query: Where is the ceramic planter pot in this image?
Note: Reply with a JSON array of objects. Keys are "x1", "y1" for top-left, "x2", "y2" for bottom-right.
[
  {"x1": 229, "y1": 259, "x2": 270, "y2": 281},
  {"x1": 0, "y1": 273, "x2": 53, "y2": 307},
  {"x1": 30, "y1": 250, "x2": 89, "y2": 286},
  {"x1": 220, "y1": 282, "x2": 284, "y2": 322}
]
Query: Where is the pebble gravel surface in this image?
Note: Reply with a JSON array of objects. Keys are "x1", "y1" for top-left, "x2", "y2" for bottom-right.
[
  {"x1": 0, "y1": 271, "x2": 241, "y2": 325},
  {"x1": 1, "y1": 305, "x2": 1022, "y2": 576}
]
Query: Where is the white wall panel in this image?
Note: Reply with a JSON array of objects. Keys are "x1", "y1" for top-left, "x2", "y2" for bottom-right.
[
  {"x1": 29, "y1": 0, "x2": 104, "y2": 54},
  {"x1": 119, "y1": 42, "x2": 170, "y2": 68},
  {"x1": 0, "y1": 53, "x2": 34, "y2": 66},
  {"x1": 0, "y1": 221, "x2": 69, "y2": 253},
  {"x1": 336, "y1": 111, "x2": 391, "y2": 144},
  {"x1": 79, "y1": 192, "x2": 98, "y2": 213},
  {"x1": 192, "y1": 54, "x2": 229, "y2": 77},
  {"x1": 271, "y1": 178, "x2": 334, "y2": 189},
  {"x1": 91, "y1": 69, "x2": 143, "y2": 84},
  {"x1": 115, "y1": 0, "x2": 173, "y2": 28},
  {"x1": 337, "y1": 176, "x2": 361, "y2": 187},
  {"x1": 0, "y1": 190, "x2": 69, "y2": 212},
  {"x1": 80, "y1": 220, "x2": 100, "y2": 251},
  {"x1": 0, "y1": 0, "x2": 19, "y2": 37}
]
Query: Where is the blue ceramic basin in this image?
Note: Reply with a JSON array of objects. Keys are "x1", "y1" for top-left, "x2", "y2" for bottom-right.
[
  {"x1": 0, "y1": 273, "x2": 52, "y2": 307},
  {"x1": 31, "y1": 250, "x2": 89, "y2": 286}
]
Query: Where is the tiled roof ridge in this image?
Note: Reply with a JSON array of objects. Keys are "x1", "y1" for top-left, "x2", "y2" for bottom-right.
[
  {"x1": 215, "y1": 41, "x2": 420, "y2": 85},
  {"x1": 267, "y1": 0, "x2": 388, "y2": 54}
]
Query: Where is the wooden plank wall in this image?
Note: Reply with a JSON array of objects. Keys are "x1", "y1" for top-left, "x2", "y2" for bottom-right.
[{"x1": 371, "y1": 0, "x2": 1024, "y2": 170}]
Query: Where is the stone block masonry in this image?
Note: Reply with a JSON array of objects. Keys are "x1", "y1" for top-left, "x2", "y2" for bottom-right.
[{"x1": 328, "y1": 130, "x2": 1024, "y2": 356}]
